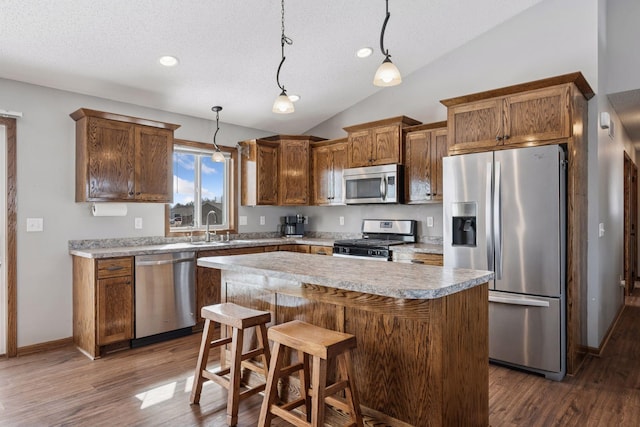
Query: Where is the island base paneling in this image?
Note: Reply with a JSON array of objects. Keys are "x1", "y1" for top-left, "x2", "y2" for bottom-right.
[{"x1": 220, "y1": 271, "x2": 489, "y2": 427}]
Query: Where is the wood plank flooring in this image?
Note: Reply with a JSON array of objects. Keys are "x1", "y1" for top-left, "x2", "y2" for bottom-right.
[{"x1": 2, "y1": 302, "x2": 640, "y2": 426}]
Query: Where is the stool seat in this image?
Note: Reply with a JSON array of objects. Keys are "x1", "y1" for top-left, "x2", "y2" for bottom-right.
[
  {"x1": 191, "y1": 302, "x2": 271, "y2": 427},
  {"x1": 259, "y1": 320, "x2": 363, "y2": 427}
]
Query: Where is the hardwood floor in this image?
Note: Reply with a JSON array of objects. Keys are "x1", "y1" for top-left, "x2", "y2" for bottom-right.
[{"x1": 2, "y1": 304, "x2": 640, "y2": 426}]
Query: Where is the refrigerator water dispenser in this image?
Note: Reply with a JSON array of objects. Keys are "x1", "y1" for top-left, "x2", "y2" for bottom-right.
[{"x1": 451, "y1": 202, "x2": 477, "y2": 246}]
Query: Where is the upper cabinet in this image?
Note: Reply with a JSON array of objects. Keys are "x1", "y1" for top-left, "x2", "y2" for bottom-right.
[
  {"x1": 71, "y1": 108, "x2": 180, "y2": 203},
  {"x1": 239, "y1": 135, "x2": 325, "y2": 206},
  {"x1": 441, "y1": 73, "x2": 595, "y2": 155},
  {"x1": 311, "y1": 138, "x2": 348, "y2": 206},
  {"x1": 403, "y1": 122, "x2": 447, "y2": 203},
  {"x1": 344, "y1": 116, "x2": 421, "y2": 167}
]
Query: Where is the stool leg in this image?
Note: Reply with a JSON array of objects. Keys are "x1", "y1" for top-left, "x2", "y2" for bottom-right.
[
  {"x1": 190, "y1": 318, "x2": 216, "y2": 404},
  {"x1": 311, "y1": 355, "x2": 327, "y2": 427},
  {"x1": 226, "y1": 326, "x2": 244, "y2": 426},
  {"x1": 257, "y1": 324, "x2": 271, "y2": 378},
  {"x1": 339, "y1": 351, "x2": 364, "y2": 427},
  {"x1": 258, "y1": 341, "x2": 284, "y2": 427},
  {"x1": 299, "y1": 350, "x2": 311, "y2": 422}
]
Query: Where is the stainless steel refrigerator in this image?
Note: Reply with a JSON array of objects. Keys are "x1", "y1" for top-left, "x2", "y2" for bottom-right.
[{"x1": 443, "y1": 144, "x2": 566, "y2": 381}]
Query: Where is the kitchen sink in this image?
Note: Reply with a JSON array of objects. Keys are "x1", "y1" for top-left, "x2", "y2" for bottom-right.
[{"x1": 189, "y1": 241, "x2": 229, "y2": 246}]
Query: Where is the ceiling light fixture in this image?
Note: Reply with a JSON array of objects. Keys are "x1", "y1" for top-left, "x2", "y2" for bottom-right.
[
  {"x1": 356, "y1": 47, "x2": 373, "y2": 58},
  {"x1": 210, "y1": 106, "x2": 226, "y2": 162},
  {"x1": 158, "y1": 55, "x2": 179, "y2": 67},
  {"x1": 272, "y1": 0, "x2": 294, "y2": 114},
  {"x1": 373, "y1": 0, "x2": 402, "y2": 87},
  {"x1": 288, "y1": 94, "x2": 300, "y2": 102}
]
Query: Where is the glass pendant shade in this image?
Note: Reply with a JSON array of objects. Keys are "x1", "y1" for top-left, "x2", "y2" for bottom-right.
[
  {"x1": 373, "y1": 57, "x2": 402, "y2": 87},
  {"x1": 272, "y1": 92, "x2": 295, "y2": 114},
  {"x1": 211, "y1": 149, "x2": 225, "y2": 162}
]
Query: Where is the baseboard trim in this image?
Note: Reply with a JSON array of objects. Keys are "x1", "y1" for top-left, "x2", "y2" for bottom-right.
[
  {"x1": 586, "y1": 302, "x2": 626, "y2": 357},
  {"x1": 17, "y1": 337, "x2": 73, "y2": 357}
]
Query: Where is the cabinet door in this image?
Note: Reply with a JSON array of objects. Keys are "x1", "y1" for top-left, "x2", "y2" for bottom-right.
[
  {"x1": 372, "y1": 124, "x2": 401, "y2": 165},
  {"x1": 311, "y1": 145, "x2": 332, "y2": 205},
  {"x1": 87, "y1": 118, "x2": 135, "y2": 200},
  {"x1": 330, "y1": 142, "x2": 348, "y2": 204},
  {"x1": 349, "y1": 129, "x2": 373, "y2": 167},
  {"x1": 447, "y1": 99, "x2": 502, "y2": 154},
  {"x1": 134, "y1": 126, "x2": 173, "y2": 202},
  {"x1": 431, "y1": 128, "x2": 448, "y2": 202},
  {"x1": 309, "y1": 245, "x2": 332, "y2": 256},
  {"x1": 256, "y1": 142, "x2": 279, "y2": 205},
  {"x1": 503, "y1": 85, "x2": 571, "y2": 145},
  {"x1": 97, "y1": 276, "x2": 133, "y2": 345},
  {"x1": 393, "y1": 252, "x2": 443, "y2": 266},
  {"x1": 279, "y1": 139, "x2": 309, "y2": 205},
  {"x1": 405, "y1": 130, "x2": 432, "y2": 203}
]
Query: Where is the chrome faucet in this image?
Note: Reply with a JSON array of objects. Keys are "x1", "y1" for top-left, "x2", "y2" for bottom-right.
[{"x1": 205, "y1": 211, "x2": 218, "y2": 242}]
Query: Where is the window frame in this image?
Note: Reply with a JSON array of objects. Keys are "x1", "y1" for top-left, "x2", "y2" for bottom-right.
[{"x1": 164, "y1": 139, "x2": 237, "y2": 237}]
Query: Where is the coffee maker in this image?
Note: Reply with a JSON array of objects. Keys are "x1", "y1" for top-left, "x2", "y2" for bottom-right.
[{"x1": 282, "y1": 214, "x2": 306, "y2": 237}]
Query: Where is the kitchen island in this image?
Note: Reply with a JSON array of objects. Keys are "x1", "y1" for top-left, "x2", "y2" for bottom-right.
[{"x1": 198, "y1": 251, "x2": 493, "y2": 427}]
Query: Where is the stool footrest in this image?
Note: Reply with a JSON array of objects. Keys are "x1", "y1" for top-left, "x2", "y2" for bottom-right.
[
  {"x1": 210, "y1": 336, "x2": 233, "y2": 348},
  {"x1": 325, "y1": 395, "x2": 351, "y2": 413},
  {"x1": 270, "y1": 405, "x2": 309, "y2": 427},
  {"x1": 279, "y1": 362, "x2": 304, "y2": 377},
  {"x1": 241, "y1": 347, "x2": 267, "y2": 361},
  {"x1": 278, "y1": 397, "x2": 306, "y2": 412},
  {"x1": 322, "y1": 379, "x2": 348, "y2": 398},
  {"x1": 238, "y1": 383, "x2": 266, "y2": 400}
]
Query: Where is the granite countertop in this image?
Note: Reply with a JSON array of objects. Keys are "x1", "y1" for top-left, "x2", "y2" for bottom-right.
[
  {"x1": 392, "y1": 242, "x2": 444, "y2": 255},
  {"x1": 69, "y1": 238, "x2": 335, "y2": 259},
  {"x1": 198, "y1": 251, "x2": 492, "y2": 300}
]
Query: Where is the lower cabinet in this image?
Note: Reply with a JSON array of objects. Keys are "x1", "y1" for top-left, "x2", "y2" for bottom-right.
[
  {"x1": 73, "y1": 256, "x2": 134, "y2": 359},
  {"x1": 392, "y1": 252, "x2": 443, "y2": 266}
]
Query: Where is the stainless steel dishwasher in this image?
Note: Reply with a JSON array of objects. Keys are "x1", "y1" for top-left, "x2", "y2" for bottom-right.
[{"x1": 133, "y1": 251, "x2": 196, "y2": 344}]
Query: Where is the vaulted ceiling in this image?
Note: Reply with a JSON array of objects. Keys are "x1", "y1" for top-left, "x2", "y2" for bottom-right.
[{"x1": 1, "y1": 0, "x2": 545, "y2": 134}]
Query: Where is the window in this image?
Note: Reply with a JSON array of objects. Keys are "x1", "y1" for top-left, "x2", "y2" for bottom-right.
[{"x1": 167, "y1": 140, "x2": 236, "y2": 234}]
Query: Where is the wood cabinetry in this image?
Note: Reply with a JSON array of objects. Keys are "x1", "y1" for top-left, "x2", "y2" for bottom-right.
[
  {"x1": 277, "y1": 244, "x2": 310, "y2": 253},
  {"x1": 311, "y1": 138, "x2": 348, "y2": 205},
  {"x1": 440, "y1": 72, "x2": 595, "y2": 376},
  {"x1": 441, "y1": 76, "x2": 593, "y2": 155},
  {"x1": 239, "y1": 135, "x2": 325, "y2": 206},
  {"x1": 195, "y1": 246, "x2": 265, "y2": 323},
  {"x1": 73, "y1": 256, "x2": 134, "y2": 358},
  {"x1": 70, "y1": 108, "x2": 179, "y2": 202},
  {"x1": 309, "y1": 245, "x2": 332, "y2": 256},
  {"x1": 344, "y1": 116, "x2": 421, "y2": 167},
  {"x1": 404, "y1": 122, "x2": 448, "y2": 203},
  {"x1": 392, "y1": 252, "x2": 443, "y2": 266}
]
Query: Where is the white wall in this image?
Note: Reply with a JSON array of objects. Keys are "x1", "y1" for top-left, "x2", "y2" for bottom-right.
[
  {"x1": 0, "y1": 78, "x2": 272, "y2": 347},
  {"x1": 605, "y1": 0, "x2": 640, "y2": 94},
  {"x1": 0, "y1": 124, "x2": 6, "y2": 355}
]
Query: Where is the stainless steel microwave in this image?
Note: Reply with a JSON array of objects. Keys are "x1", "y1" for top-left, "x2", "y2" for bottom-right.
[{"x1": 343, "y1": 164, "x2": 402, "y2": 204}]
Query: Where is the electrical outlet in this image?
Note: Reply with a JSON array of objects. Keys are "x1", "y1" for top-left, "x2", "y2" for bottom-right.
[
  {"x1": 598, "y1": 223, "x2": 605, "y2": 237},
  {"x1": 339, "y1": 216, "x2": 345, "y2": 226},
  {"x1": 260, "y1": 216, "x2": 266, "y2": 225},
  {"x1": 134, "y1": 217, "x2": 143, "y2": 229},
  {"x1": 427, "y1": 217, "x2": 434, "y2": 227}
]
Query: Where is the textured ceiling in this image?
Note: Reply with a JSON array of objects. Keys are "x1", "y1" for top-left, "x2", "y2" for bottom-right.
[{"x1": 0, "y1": 0, "x2": 544, "y2": 134}]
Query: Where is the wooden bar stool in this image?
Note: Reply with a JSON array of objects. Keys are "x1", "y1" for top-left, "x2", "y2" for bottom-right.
[
  {"x1": 258, "y1": 320, "x2": 363, "y2": 427},
  {"x1": 190, "y1": 303, "x2": 271, "y2": 426}
]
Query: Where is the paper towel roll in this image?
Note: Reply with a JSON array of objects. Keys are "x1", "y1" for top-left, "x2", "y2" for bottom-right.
[{"x1": 91, "y1": 203, "x2": 127, "y2": 217}]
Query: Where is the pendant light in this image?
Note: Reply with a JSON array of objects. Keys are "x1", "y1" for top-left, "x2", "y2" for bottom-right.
[
  {"x1": 272, "y1": 0, "x2": 294, "y2": 114},
  {"x1": 210, "y1": 106, "x2": 226, "y2": 162},
  {"x1": 373, "y1": 0, "x2": 402, "y2": 87}
]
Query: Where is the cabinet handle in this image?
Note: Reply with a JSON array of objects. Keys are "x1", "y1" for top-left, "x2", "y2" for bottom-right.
[
  {"x1": 495, "y1": 136, "x2": 503, "y2": 141},
  {"x1": 106, "y1": 266, "x2": 124, "y2": 271},
  {"x1": 316, "y1": 251, "x2": 327, "y2": 255},
  {"x1": 503, "y1": 135, "x2": 510, "y2": 140},
  {"x1": 128, "y1": 191, "x2": 134, "y2": 196},
  {"x1": 136, "y1": 192, "x2": 141, "y2": 196},
  {"x1": 410, "y1": 259, "x2": 425, "y2": 264}
]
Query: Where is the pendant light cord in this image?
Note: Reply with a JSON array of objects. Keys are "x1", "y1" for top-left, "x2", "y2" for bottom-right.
[
  {"x1": 379, "y1": 0, "x2": 391, "y2": 59},
  {"x1": 276, "y1": 0, "x2": 293, "y2": 93},
  {"x1": 213, "y1": 108, "x2": 221, "y2": 149}
]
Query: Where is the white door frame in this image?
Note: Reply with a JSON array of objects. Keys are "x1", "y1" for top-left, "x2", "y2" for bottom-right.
[{"x1": 0, "y1": 124, "x2": 5, "y2": 355}]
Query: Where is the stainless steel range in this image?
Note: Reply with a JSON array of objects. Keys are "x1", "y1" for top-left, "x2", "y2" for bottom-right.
[{"x1": 333, "y1": 219, "x2": 417, "y2": 261}]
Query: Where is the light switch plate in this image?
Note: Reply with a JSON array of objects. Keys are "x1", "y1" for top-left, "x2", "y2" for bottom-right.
[
  {"x1": 259, "y1": 216, "x2": 266, "y2": 225},
  {"x1": 239, "y1": 216, "x2": 248, "y2": 226},
  {"x1": 598, "y1": 223, "x2": 605, "y2": 237},
  {"x1": 134, "y1": 217, "x2": 143, "y2": 229},
  {"x1": 339, "y1": 216, "x2": 345, "y2": 226},
  {"x1": 427, "y1": 217, "x2": 434, "y2": 227},
  {"x1": 26, "y1": 217, "x2": 43, "y2": 232}
]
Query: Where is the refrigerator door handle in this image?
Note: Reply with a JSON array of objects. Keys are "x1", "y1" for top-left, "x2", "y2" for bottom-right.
[
  {"x1": 486, "y1": 162, "x2": 493, "y2": 272},
  {"x1": 494, "y1": 161, "x2": 502, "y2": 280},
  {"x1": 489, "y1": 294, "x2": 550, "y2": 307}
]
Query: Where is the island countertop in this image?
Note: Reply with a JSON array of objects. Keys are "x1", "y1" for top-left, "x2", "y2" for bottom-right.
[{"x1": 197, "y1": 251, "x2": 493, "y2": 299}]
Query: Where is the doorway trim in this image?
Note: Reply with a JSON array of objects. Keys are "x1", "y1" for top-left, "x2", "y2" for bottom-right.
[{"x1": 0, "y1": 117, "x2": 17, "y2": 357}]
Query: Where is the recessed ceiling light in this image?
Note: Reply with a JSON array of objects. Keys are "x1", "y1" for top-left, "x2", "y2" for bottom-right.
[
  {"x1": 158, "y1": 55, "x2": 179, "y2": 67},
  {"x1": 356, "y1": 47, "x2": 373, "y2": 58},
  {"x1": 288, "y1": 94, "x2": 300, "y2": 102}
]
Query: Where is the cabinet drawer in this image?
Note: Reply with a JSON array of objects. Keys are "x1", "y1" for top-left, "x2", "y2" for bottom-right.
[
  {"x1": 97, "y1": 257, "x2": 133, "y2": 278},
  {"x1": 309, "y1": 245, "x2": 332, "y2": 256},
  {"x1": 393, "y1": 252, "x2": 443, "y2": 266}
]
